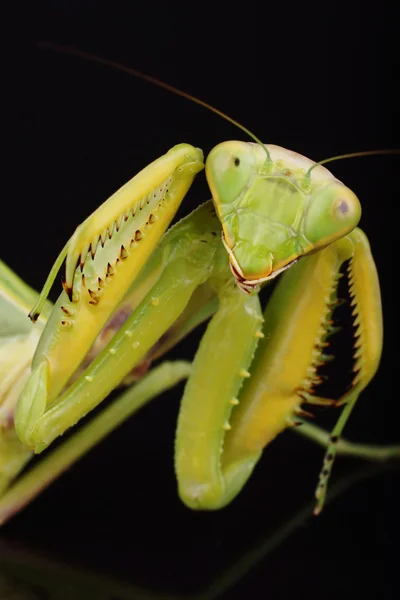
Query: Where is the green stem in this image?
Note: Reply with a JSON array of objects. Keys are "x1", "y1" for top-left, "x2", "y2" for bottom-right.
[
  {"x1": 294, "y1": 418, "x2": 400, "y2": 461},
  {"x1": 0, "y1": 361, "x2": 191, "y2": 526}
]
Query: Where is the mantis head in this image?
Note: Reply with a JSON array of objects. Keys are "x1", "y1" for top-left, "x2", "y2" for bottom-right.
[{"x1": 205, "y1": 141, "x2": 361, "y2": 291}]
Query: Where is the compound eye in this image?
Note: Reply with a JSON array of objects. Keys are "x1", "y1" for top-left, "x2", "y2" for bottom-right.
[
  {"x1": 304, "y1": 182, "x2": 362, "y2": 246},
  {"x1": 205, "y1": 141, "x2": 254, "y2": 205}
]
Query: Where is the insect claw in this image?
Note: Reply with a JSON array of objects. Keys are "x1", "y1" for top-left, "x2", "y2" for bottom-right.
[
  {"x1": 115, "y1": 215, "x2": 123, "y2": 231},
  {"x1": 79, "y1": 244, "x2": 90, "y2": 269},
  {"x1": 100, "y1": 230, "x2": 107, "y2": 247},
  {"x1": 286, "y1": 417, "x2": 303, "y2": 427},
  {"x1": 88, "y1": 288, "x2": 100, "y2": 305},
  {"x1": 333, "y1": 298, "x2": 346, "y2": 307},
  {"x1": 61, "y1": 277, "x2": 73, "y2": 301},
  {"x1": 320, "y1": 353, "x2": 335, "y2": 363},
  {"x1": 316, "y1": 340, "x2": 330, "y2": 349},
  {"x1": 294, "y1": 407, "x2": 314, "y2": 418},
  {"x1": 90, "y1": 237, "x2": 100, "y2": 258}
]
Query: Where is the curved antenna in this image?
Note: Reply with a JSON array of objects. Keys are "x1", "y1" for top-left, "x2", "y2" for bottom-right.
[
  {"x1": 38, "y1": 42, "x2": 272, "y2": 163},
  {"x1": 305, "y1": 148, "x2": 400, "y2": 181}
]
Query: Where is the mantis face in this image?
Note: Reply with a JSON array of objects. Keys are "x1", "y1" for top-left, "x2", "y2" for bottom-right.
[{"x1": 206, "y1": 141, "x2": 362, "y2": 291}]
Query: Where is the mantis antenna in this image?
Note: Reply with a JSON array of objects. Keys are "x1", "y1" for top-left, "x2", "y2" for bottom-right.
[
  {"x1": 38, "y1": 42, "x2": 399, "y2": 179},
  {"x1": 37, "y1": 42, "x2": 272, "y2": 163},
  {"x1": 30, "y1": 41, "x2": 272, "y2": 322},
  {"x1": 305, "y1": 148, "x2": 400, "y2": 180}
]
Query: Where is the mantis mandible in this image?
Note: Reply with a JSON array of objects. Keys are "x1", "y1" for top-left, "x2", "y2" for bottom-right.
[{"x1": 0, "y1": 45, "x2": 399, "y2": 526}]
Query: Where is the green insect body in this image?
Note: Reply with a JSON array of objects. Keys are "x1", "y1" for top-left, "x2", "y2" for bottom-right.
[{"x1": 0, "y1": 84, "x2": 397, "y2": 524}]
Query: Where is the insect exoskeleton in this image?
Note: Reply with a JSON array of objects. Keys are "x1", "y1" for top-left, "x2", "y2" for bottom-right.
[{"x1": 206, "y1": 141, "x2": 361, "y2": 293}]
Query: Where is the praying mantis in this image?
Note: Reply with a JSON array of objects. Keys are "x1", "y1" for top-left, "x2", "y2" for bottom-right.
[{"x1": 0, "y1": 46, "x2": 399, "y2": 526}]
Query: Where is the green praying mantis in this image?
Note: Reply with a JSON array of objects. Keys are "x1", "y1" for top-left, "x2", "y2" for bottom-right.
[{"x1": 0, "y1": 46, "x2": 399, "y2": 526}]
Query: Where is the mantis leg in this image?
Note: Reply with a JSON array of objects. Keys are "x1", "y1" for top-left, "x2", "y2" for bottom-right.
[
  {"x1": 311, "y1": 228, "x2": 383, "y2": 513},
  {"x1": 13, "y1": 145, "x2": 204, "y2": 450},
  {"x1": 15, "y1": 203, "x2": 221, "y2": 452},
  {"x1": 224, "y1": 227, "x2": 383, "y2": 514},
  {"x1": 175, "y1": 227, "x2": 384, "y2": 512},
  {"x1": 175, "y1": 282, "x2": 264, "y2": 509},
  {"x1": 28, "y1": 145, "x2": 204, "y2": 404}
]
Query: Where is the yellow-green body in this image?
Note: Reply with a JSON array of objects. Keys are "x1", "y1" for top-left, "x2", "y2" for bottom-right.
[{"x1": 0, "y1": 140, "x2": 395, "y2": 526}]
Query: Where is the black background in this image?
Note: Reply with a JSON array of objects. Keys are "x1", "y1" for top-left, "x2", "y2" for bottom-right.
[{"x1": 1, "y1": 2, "x2": 398, "y2": 599}]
